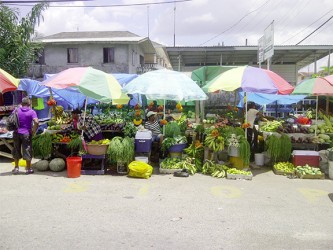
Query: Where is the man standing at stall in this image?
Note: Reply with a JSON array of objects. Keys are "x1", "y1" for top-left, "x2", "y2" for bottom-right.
[{"x1": 12, "y1": 97, "x2": 39, "y2": 175}]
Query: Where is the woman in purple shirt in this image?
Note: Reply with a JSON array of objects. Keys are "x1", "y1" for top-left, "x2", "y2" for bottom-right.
[{"x1": 12, "y1": 97, "x2": 39, "y2": 175}]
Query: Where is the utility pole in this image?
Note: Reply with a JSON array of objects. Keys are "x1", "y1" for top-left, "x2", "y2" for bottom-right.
[{"x1": 173, "y1": 3, "x2": 176, "y2": 47}]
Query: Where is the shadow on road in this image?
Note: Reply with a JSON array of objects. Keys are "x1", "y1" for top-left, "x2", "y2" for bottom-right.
[{"x1": 328, "y1": 193, "x2": 333, "y2": 203}]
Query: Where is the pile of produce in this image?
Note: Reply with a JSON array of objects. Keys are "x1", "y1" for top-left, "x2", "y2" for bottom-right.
[
  {"x1": 226, "y1": 168, "x2": 252, "y2": 176},
  {"x1": 311, "y1": 134, "x2": 331, "y2": 144},
  {"x1": 273, "y1": 162, "x2": 295, "y2": 174},
  {"x1": 202, "y1": 160, "x2": 229, "y2": 178},
  {"x1": 87, "y1": 139, "x2": 111, "y2": 145},
  {"x1": 295, "y1": 165, "x2": 323, "y2": 176},
  {"x1": 51, "y1": 133, "x2": 79, "y2": 143},
  {"x1": 33, "y1": 158, "x2": 66, "y2": 172},
  {"x1": 309, "y1": 114, "x2": 333, "y2": 134},
  {"x1": 93, "y1": 113, "x2": 125, "y2": 131},
  {"x1": 160, "y1": 157, "x2": 197, "y2": 175},
  {"x1": 260, "y1": 120, "x2": 283, "y2": 132},
  {"x1": 184, "y1": 140, "x2": 204, "y2": 171},
  {"x1": 280, "y1": 124, "x2": 310, "y2": 134},
  {"x1": 204, "y1": 129, "x2": 224, "y2": 152},
  {"x1": 161, "y1": 135, "x2": 187, "y2": 153}
]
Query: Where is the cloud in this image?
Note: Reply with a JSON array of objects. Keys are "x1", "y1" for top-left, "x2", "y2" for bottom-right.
[{"x1": 29, "y1": 0, "x2": 333, "y2": 48}]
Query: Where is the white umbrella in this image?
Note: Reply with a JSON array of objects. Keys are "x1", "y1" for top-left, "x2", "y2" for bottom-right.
[{"x1": 123, "y1": 69, "x2": 208, "y2": 102}]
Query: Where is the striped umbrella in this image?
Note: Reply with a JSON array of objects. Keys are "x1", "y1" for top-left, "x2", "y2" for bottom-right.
[
  {"x1": 292, "y1": 76, "x2": 333, "y2": 96},
  {"x1": 43, "y1": 67, "x2": 128, "y2": 103},
  {"x1": 204, "y1": 65, "x2": 294, "y2": 94},
  {"x1": 0, "y1": 68, "x2": 20, "y2": 93}
]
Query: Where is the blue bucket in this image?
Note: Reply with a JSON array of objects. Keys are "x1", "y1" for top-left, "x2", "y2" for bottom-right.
[{"x1": 169, "y1": 143, "x2": 187, "y2": 153}]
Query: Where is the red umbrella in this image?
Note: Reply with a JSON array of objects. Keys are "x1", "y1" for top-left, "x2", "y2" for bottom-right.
[{"x1": 0, "y1": 68, "x2": 20, "y2": 93}]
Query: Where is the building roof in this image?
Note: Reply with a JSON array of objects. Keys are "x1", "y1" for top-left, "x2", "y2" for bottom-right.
[
  {"x1": 166, "y1": 45, "x2": 333, "y2": 70},
  {"x1": 36, "y1": 31, "x2": 156, "y2": 53}
]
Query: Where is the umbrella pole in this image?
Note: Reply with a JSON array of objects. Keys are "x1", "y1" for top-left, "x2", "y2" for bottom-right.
[
  {"x1": 163, "y1": 99, "x2": 166, "y2": 135},
  {"x1": 245, "y1": 92, "x2": 248, "y2": 140},
  {"x1": 315, "y1": 96, "x2": 318, "y2": 136},
  {"x1": 81, "y1": 96, "x2": 88, "y2": 137}
]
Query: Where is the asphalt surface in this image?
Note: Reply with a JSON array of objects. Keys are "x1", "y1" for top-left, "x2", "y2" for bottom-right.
[{"x1": 0, "y1": 158, "x2": 332, "y2": 250}]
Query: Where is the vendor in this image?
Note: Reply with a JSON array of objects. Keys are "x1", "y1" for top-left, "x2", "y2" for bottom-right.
[
  {"x1": 67, "y1": 109, "x2": 103, "y2": 142},
  {"x1": 144, "y1": 111, "x2": 163, "y2": 145},
  {"x1": 246, "y1": 102, "x2": 268, "y2": 153}
]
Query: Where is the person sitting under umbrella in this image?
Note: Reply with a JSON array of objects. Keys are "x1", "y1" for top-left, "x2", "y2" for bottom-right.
[
  {"x1": 144, "y1": 111, "x2": 163, "y2": 145},
  {"x1": 67, "y1": 109, "x2": 103, "y2": 142}
]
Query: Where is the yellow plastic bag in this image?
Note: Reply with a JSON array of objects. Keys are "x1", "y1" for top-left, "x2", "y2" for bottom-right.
[
  {"x1": 11, "y1": 158, "x2": 27, "y2": 167},
  {"x1": 128, "y1": 161, "x2": 153, "y2": 179}
]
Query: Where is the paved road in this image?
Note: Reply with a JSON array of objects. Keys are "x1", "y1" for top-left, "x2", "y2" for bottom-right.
[{"x1": 0, "y1": 158, "x2": 332, "y2": 250}]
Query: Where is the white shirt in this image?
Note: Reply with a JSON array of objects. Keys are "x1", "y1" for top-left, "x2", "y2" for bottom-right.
[{"x1": 246, "y1": 108, "x2": 259, "y2": 128}]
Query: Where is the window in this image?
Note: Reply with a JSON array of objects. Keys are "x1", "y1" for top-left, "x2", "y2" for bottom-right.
[
  {"x1": 35, "y1": 49, "x2": 45, "y2": 64},
  {"x1": 132, "y1": 50, "x2": 137, "y2": 66},
  {"x1": 103, "y1": 48, "x2": 114, "y2": 63},
  {"x1": 139, "y1": 55, "x2": 144, "y2": 66},
  {"x1": 67, "y1": 48, "x2": 78, "y2": 63}
]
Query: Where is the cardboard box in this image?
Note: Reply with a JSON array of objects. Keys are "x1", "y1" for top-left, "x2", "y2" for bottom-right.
[{"x1": 292, "y1": 150, "x2": 320, "y2": 167}]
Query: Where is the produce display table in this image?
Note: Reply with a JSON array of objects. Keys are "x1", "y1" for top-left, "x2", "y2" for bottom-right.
[
  {"x1": 81, "y1": 154, "x2": 106, "y2": 175},
  {"x1": 0, "y1": 132, "x2": 13, "y2": 159},
  {"x1": 292, "y1": 143, "x2": 318, "y2": 151}
]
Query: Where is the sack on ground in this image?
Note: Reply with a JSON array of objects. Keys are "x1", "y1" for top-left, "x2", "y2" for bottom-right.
[
  {"x1": 128, "y1": 161, "x2": 153, "y2": 179},
  {"x1": 6, "y1": 110, "x2": 19, "y2": 131}
]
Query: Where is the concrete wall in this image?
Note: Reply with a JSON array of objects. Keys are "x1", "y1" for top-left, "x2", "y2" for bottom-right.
[{"x1": 30, "y1": 42, "x2": 146, "y2": 78}]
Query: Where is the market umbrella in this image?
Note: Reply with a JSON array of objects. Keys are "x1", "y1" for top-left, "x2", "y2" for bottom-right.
[
  {"x1": 123, "y1": 69, "x2": 208, "y2": 133},
  {"x1": 0, "y1": 68, "x2": 20, "y2": 93},
  {"x1": 292, "y1": 76, "x2": 333, "y2": 96},
  {"x1": 204, "y1": 65, "x2": 294, "y2": 95},
  {"x1": 42, "y1": 67, "x2": 128, "y2": 103},
  {"x1": 292, "y1": 76, "x2": 333, "y2": 135},
  {"x1": 123, "y1": 69, "x2": 208, "y2": 101}
]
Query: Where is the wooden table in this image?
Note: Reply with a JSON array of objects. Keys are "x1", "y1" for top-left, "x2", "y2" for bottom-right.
[{"x1": 0, "y1": 132, "x2": 14, "y2": 159}]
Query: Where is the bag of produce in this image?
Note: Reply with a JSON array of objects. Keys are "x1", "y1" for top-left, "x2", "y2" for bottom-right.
[{"x1": 128, "y1": 161, "x2": 153, "y2": 179}]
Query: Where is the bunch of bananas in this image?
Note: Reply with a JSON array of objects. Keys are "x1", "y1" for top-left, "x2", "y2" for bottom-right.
[
  {"x1": 51, "y1": 105, "x2": 64, "y2": 118},
  {"x1": 204, "y1": 134, "x2": 224, "y2": 152}
]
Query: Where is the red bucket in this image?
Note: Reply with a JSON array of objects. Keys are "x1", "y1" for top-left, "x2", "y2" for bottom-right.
[{"x1": 66, "y1": 156, "x2": 82, "y2": 178}]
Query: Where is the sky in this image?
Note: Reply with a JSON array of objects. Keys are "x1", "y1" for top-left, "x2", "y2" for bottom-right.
[{"x1": 4, "y1": 0, "x2": 333, "y2": 71}]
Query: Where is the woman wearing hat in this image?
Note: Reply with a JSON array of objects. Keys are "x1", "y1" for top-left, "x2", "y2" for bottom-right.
[{"x1": 145, "y1": 111, "x2": 163, "y2": 145}]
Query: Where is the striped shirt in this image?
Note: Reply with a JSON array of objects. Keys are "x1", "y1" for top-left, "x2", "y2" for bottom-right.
[{"x1": 144, "y1": 120, "x2": 161, "y2": 136}]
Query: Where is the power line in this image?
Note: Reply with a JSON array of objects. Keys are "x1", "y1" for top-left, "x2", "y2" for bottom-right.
[
  {"x1": 296, "y1": 15, "x2": 333, "y2": 45},
  {"x1": 199, "y1": 0, "x2": 271, "y2": 46},
  {"x1": 1, "y1": 0, "x2": 92, "y2": 3},
  {"x1": 281, "y1": 8, "x2": 333, "y2": 45},
  {"x1": 4, "y1": 0, "x2": 192, "y2": 8}
]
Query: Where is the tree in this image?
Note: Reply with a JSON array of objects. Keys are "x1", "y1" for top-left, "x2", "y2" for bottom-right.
[{"x1": 0, "y1": 2, "x2": 48, "y2": 78}]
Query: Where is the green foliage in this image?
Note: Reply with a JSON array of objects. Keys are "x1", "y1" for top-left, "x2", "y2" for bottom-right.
[
  {"x1": 0, "y1": 3, "x2": 48, "y2": 77},
  {"x1": 266, "y1": 134, "x2": 291, "y2": 163},
  {"x1": 107, "y1": 136, "x2": 134, "y2": 164},
  {"x1": 165, "y1": 121, "x2": 181, "y2": 138},
  {"x1": 122, "y1": 122, "x2": 137, "y2": 138},
  {"x1": 32, "y1": 133, "x2": 52, "y2": 159},
  {"x1": 239, "y1": 138, "x2": 250, "y2": 166}
]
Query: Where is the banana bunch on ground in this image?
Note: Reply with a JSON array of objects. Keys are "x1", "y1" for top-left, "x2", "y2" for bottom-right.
[
  {"x1": 177, "y1": 157, "x2": 197, "y2": 175},
  {"x1": 202, "y1": 160, "x2": 229, "y2": 178},
  {"x1": 211, "y1": 164, "x2": 228, "y2": 178}
]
